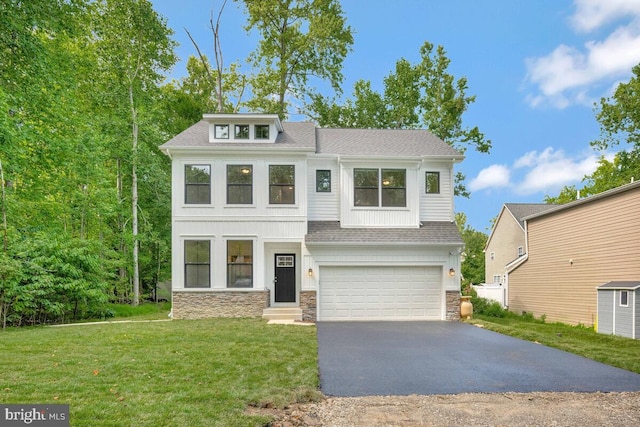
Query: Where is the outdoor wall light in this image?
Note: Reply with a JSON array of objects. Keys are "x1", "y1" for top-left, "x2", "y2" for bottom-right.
[
  {"x1": 448, "y1": 268, "x2": 456, "y2": 277},
  {"x1": 307, "y1": 268, "x2": 313, "y2": 277}
]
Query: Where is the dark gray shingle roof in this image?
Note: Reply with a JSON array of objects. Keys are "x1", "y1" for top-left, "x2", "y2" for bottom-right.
[
  {"x1": 305, "y1": 221, "x2": 463, "y2": 245},
  {"x1": 504, "y1": 203, "x2": 558, "y2": 228},
  {"x1": 316, "y1": 128, "x2": 462, "y2": 157},
  {"x1": 160, "y1": 121, "x2": 316, "y2": 150},
  {"x1": 597, "y1": 281, "x2": 640, "y2": 290}
]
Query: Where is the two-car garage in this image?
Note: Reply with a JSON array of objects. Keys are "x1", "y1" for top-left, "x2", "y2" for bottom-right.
[{"x1": 318, "y1": 266, "x2": 443, "y2": 321}]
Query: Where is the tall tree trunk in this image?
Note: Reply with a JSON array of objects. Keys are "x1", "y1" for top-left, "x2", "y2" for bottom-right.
[{"x1": 129, "y1": 84, "x2": 140, "y2": 306}]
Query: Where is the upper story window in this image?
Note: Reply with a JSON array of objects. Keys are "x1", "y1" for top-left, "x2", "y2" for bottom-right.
[
  {"x1": 354, "y1": 168, "x2": 406, "y2": 207},
  {"x1": 517, "y1": 246, "x2": 524, "y2": 257},
  {"x1": 255, "y1": 124, "x2": 270, "y2": 139},
  {"x1": 227, "y1": 165, "x2": 252, "y2": 204},
  {"x1": 234, "y1": 124, "x2": 249, "y2": 139},
  {"x1": 425, "y1": 171, "x2": 440, "y2": 194},
  {"x1": 184, "y1": 240, "x2": 210, "y2": 288},
  {"x1": 214, "y1": 124, "x2": 229, "y2": 139},
  {"x1": 316, "y1": 170, "x2": 331, "y2": 192},
  {"x1": 185, "y1": 165, "x2": 211, "y2": 204},
  {"x1": 493, "y1": 274, "x2": 501, "y2": 284},
  {"x1": 269, "y1": 165, "x2": 295, "y2": 204}
]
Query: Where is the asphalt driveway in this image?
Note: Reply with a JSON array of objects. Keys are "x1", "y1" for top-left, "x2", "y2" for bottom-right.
[{"x1": 317, "y1": 321, "x2": 640, "y2": 396}]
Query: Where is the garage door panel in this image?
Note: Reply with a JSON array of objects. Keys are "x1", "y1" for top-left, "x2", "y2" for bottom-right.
[{"x1": 319, "y1": 266, "x2": 442, "y2": 321}]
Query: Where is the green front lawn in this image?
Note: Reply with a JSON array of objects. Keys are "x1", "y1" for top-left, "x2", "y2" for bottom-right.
[
  {"x1": 0, "y1": 319, "x2": 319, "y2": 426},
  {"x1": 469, "y1": 314, "x2": 640, "y2": 374}
]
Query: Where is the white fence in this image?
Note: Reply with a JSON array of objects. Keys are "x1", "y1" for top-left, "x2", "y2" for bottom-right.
[{"x1": 472, "y1": 283, "x2": 506, "y2": 307}]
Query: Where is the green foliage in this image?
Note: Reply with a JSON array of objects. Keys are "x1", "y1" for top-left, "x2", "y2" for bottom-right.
[
  {"x1": 242, "y1": 0, "x2": 354, "y2": 118},
  {"x1": 455, "y1": 213, "x2": 487, "y2": 287},
  {"x1": 546, "y1": 63, "x2": 640, "y2": 203},
  {"x1": 0, "y1": 319, "x2": 319, "y2": 426},
  {"x1": 1, "y1": 235, "x2": 113, "y2": 327},
  {"x1": 470, "y1": 296, "x2": 507, "y2": 318},
  {"x1": 309, "y1": 41, "x2": 490, "y2": 196}
]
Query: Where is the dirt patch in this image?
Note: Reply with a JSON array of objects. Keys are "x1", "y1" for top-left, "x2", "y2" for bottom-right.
[{"x1": 256, "y1": 391, "x2": 640, "y2": 426}]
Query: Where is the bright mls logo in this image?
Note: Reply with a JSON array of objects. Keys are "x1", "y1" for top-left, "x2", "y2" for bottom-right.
[{"x1": 1, "y1": 405, "x2": 69, "y2": 426}]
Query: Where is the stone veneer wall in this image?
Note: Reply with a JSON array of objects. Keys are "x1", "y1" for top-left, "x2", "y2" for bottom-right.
[
  {"x1": 299, "y1": 290, "x2": 317, "y2": 322},
  {"x1": 172, "y1": 290, "x2": 269, "y2": 320},
  {"x1": 446, "y1": 291, "x2": 461, "y2": 321}
]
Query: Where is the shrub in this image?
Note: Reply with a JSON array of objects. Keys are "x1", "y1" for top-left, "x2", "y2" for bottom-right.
[{"x1": 471, "y1": 296, "x2": 507, "y2": 318}]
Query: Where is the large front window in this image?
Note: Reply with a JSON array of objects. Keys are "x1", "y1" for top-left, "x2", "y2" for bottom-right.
[
  {"x1": 227, "y1": 165, "x2": 253, "y2": 204},
  {"x1": 354, "y1": 168, "x2": 406, "y2": 207},
  {"x1": 269, "y1": 165, "x2": 295, "y2": 204},
  {"x1": 185, "y1": 165, "x2": 211, "y2": 204},
  {"x1": 184, "y1": 240, "x2": 210, "y2": 288},
  {"x1": 227, "y1": 240, "x2": 253, "y2": 288}
]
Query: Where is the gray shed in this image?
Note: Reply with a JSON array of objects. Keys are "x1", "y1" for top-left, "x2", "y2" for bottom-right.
[{"x1": 597, "y1": 281, "x2": 640, "y2": 339}]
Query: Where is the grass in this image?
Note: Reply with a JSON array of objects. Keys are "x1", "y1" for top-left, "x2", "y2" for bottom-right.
[
  {"x1": 103, "y1": 302, "x2": 172, "y2": 320},
  {"x1": 0, "y1": 318, "x2": 319, "y2": 426},
  {"x1": 469, "y1": 314, "x2": 640, "y2": 374}
]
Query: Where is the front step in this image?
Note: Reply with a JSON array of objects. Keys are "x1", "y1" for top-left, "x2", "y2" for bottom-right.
[{"x1": 262, "y1": 307, "x2": 302, "y2": 322}]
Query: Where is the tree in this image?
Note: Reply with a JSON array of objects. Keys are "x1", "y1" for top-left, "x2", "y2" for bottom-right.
[
  {"x1": 455, "y1": 213, "x2": 487, "y2": 288},
  {"x1": 309, "y1": 41, "x2": 491, "y2": 196},
  {"x1": 93, "y1": 0, "x2": 176, "y2": 305},
  {"x1": 546, "y1": 64, "x2": 640, "y2": 203},
  {"x1": 593, "y1": 64, "x2": 640, "y2": 152},
  {"x1": 242, "y1": 0, "x2": 354, "y2": 118}
]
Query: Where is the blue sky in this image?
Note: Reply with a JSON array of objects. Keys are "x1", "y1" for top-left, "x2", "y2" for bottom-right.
[{"x1": 152, "y1": 0, "x2": 640, "y2": 232}]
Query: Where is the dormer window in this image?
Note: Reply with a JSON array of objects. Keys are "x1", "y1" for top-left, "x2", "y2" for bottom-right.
[
  {"x1": 255, "y1": 124, "x2": 269, "y2": 139},
  {"x1": 235, "y1": 124, "x2": 249, "y2": 139},
  {"x1": 214, "y1": 124, "x2": 229, "y2": 139}
]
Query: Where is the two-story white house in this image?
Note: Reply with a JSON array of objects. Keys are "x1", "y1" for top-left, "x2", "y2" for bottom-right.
[{"x1": 160, "y1": 113, "x2": 464, "y2": 322}]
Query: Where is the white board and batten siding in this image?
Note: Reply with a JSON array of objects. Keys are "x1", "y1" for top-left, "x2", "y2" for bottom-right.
[
  {"x1": 307, "y1": 159, "x2": 339, "y2": 221},
  {"x1": 339, "y1": 162, "x2": 420, "y2": 228},
  {"x1": 419, "y1": 163, "x2": 455, "y2": 222}
]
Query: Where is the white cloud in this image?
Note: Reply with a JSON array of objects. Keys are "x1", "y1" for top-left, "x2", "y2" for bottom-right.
[
  {"x1": 524, "y1": 1, "x2": 640, "y2": 108},
  {"x1": 469, "y1": 164, "x2": 511, "y2": 191},
  {"x1": 571, "y1": 0, "x2": 640, "y2": 32},
  {"x1": 515, "y1": 149, "x2": 603, "y2": 194},
  {"x1": 469, "y1": 147, "x2": 615, "y2": 195}
]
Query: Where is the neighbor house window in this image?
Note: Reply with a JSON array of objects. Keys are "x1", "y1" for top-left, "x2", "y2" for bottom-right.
[
  {"x1": 214, "y1": 124, "x2": 229, "y2": 139},
  {"x1": 517, "y1": 246, "x2": 524, "y2": 256},
  {"x1": 185, "y1": 165, "x2": 211, "y2": 204},
  {"x1": 354, "y1": 168, "x2": 406, "y2": 207},
  {"x1": 425, "y1": 172, "x2": 440, "y2": 194},
  {"x1": 316, "y1": 170, "x2": 331, "y2": 192},
  {"x1": 493, "y1": 274, "x2": 501, "y2": 284},
  {"x1": 227, "y1": 165, "x2": 253, "y2": 204},
  {"x1": 184, "y1": 240, "x2": 210, "y2": 288},
  {"x1": 620, "y1": 290, "x2": 629, "y2": 307},
  {"x1": 227, "y1": 240, "x2": 253, "y2": 288},
  {"x1": 269, "y1": 165, "x2": 295, "y2": 204},
  {"x1": 234, "y1": 124, "x2": 249, "y2": 139},
  {"x1": 255, "y1": 124, "x2": 269, "y2": 139}
]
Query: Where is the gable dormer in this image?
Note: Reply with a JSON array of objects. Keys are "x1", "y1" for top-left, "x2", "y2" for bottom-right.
[{"x1": 203, "y1": 113, "x2": 283, "y2": 143}]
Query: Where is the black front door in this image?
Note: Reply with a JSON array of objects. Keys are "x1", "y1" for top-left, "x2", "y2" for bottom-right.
[{"x1": 274, "y1": 254, "x2": 296, "y2": 303}]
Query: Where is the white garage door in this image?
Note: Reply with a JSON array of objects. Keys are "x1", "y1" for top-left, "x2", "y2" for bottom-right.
[{"x1": 319, "y1": 266, "x2": 442, "y2": 321}]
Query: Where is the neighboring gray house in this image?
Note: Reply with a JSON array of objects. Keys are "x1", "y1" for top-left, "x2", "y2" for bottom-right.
[
  {"x1": 160, "y1": 113, "x2": 465, "y2": 322},
  {"x1": 597, "y1": 281, "x2": 640, "y2": 339}
]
